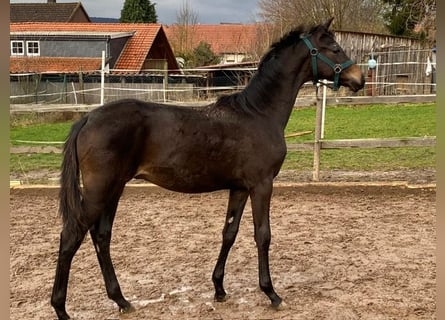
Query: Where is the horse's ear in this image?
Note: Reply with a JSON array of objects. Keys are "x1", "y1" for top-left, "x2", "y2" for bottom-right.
[{"x1": 322, "y1": 17, "x2": 334, "y2": 29}]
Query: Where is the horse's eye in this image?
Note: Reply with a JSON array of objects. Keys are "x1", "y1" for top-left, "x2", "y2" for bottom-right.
[{"x1": 332, "y1": 44, "x2": 340, "y2": 53}]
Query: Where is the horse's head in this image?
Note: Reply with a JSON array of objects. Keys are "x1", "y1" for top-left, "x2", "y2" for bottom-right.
[{"x1": 303, "y1": 18, "x2": 365, "y2": 92}]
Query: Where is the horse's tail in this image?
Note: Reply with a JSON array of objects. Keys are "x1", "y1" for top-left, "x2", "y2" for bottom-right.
[{"x1": 59, "y1": 116, "x2": 89, "y2": 235}]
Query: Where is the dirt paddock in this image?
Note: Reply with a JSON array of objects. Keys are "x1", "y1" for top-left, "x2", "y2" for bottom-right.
[{"x1": 10, "y1": 183, "x2": 436, "y2": 319}]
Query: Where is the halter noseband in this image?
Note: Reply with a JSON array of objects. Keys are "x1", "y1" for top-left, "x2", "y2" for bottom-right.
[{"x1": 302, "y1": 36, "x2": 353, "y2": 91}]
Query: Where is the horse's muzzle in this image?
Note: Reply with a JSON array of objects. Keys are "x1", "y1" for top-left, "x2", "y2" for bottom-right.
[{"x1": 343, "y1": 65, "x2": 365, "y2": 92}]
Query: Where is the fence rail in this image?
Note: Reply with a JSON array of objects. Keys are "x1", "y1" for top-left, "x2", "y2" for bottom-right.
[
  {"x1": 287, "y1": 136, "x2": 436, "y2": 151},
  {"x1": 10, "y1": 76, "x2": 436, "y2": 105},
  {"x1": 309, "y1": 93, "x2": 435, "y2": 180},
  {"x1": 10, "y1": 94, "x2": 436, "y2": 182},
  {"x1": 9, "y1": 94, "x2": 436, "y2": 114}
]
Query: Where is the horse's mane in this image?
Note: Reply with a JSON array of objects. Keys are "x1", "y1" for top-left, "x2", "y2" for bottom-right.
[
  {"x1": 213, "y1": 22, "x2": 329, "y2": 114},
  {"x1": 258, "y1": 23, "x2": 332, "y2": 69}
]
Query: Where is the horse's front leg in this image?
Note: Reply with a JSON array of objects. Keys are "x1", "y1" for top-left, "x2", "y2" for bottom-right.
[
  {"x1": 250, "y1": 178, "x2": 283, "y2": 308},
  {"x1": 212, "y1": 188, "x2": 249, "y2": 302}
]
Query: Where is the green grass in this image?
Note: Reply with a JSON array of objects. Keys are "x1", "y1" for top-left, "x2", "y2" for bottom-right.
[
  {"x1": 10, "y1": 153, "x2": 63, "y2": 173},
  {"x1": 282, "y1": 147, "x2": 435, "y2": 170},
  {"x1": 9, "y1": 103, "x2": 436, "y2": 176},
  {"x1": 281, "y1": 102, "x2": 436, "y2": 170},
  {"x1": 10, "y1": 122, "x2": 71, "y2": 146},
  {"x1": 284, "y1": 103, "x2": 435, "y2": 142}
]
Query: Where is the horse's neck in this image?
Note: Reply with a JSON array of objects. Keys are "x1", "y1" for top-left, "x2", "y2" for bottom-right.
[{"x1": 242, "y1": 52, "x2": 309, "y2": 130}]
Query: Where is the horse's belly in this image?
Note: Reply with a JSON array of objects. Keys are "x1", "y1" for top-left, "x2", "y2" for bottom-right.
[{"x1": 134, "y1": 166, "x2": 234, "y2": 193}]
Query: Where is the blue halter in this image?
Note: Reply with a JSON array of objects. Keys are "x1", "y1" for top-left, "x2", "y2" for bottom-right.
[{"x1": 302, "y1": 37, "x2": 354, "y2": 91}]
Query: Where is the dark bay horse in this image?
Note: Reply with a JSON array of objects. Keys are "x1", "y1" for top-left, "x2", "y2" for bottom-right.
[{"x1": 51, "y1": 18, "x2": 365, "y2": 319}]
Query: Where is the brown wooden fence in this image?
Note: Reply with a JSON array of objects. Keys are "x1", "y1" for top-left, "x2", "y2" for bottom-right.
[{"x1": 334, "y1": 30, "x2": 434, "y2": 95}]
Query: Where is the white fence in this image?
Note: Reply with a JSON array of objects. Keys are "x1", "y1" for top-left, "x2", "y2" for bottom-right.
[{"x1": 10, "y1": 47, "x2": 436, "y2": 105}]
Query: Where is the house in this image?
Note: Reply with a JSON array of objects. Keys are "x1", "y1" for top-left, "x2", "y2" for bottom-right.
[
  {"x1": 164, "y1": 24, "x2": 261, "y2": 64},
  {"x1": 9, "y1": 22, "x2": 180, "y2": 75},
  {"x1": 10, "y1": 0, "x2": 91, "y2": 23},
  {"x1": 10, "y1": 22, "x2": 182, "y2": 104}
]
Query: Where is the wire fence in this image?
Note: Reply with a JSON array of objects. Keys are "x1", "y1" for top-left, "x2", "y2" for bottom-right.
[{"x1": 10, "y1": 48, "x2": 436, "y2": 105}]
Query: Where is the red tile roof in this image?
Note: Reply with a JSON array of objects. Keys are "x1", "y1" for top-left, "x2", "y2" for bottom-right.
[
  {"x1": 10, "y1": 57, "x2": 102, "y2": 74},
  {"x1": 164, "y1": 24, "x2": 259, "y2": 55},
  {"x1": 10, "y1": 2, "x2": 91, "y2": 23},
  {"x1": 10, "y1": 22, "x2": 177, "y2": 74}
]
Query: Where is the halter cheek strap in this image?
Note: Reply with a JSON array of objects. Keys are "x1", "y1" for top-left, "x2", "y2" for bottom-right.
[{"x1": 302, "y1": 37, "x2": 354, "y2": 91}]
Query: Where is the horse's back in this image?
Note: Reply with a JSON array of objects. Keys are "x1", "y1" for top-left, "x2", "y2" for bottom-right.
[
  {"x1": 75, "y1": 99, "x2": 219, "y2": 189},
  {"x1": 74, "y1": 98, "x2": 285, "y2": 193}
]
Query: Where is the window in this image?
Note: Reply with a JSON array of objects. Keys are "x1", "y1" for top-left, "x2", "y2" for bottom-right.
[
  {"x1": 11, "y1": 41, "x2": 24, "y2": 56},
  {"x1": 26, "y1": 41, "x2": 40, "y2": 56}
]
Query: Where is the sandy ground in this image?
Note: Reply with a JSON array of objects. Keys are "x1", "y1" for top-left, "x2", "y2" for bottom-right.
[
  {"x1": 10, "y1": 177, "x2": 436, "y2": 319},
  {"x1": 10, "y1": 168, "x2": 437, "y2": 186}
]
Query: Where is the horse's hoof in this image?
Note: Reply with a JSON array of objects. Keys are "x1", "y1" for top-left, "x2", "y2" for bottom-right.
[
  {"x1": 272, "y1": 300, "x2": 288, "y2": 311},
  {"x1": 119, "y1": 303, "x2": 136, "y2": 314},
  {"x1": 214, "y1": 293, "x2": 229, "y2": 303},
  {"x1": 54, "y1": 309, "x2": 71, "y2": 320}
]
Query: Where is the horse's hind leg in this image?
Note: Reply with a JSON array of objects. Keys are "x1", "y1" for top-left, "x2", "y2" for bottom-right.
[
  {"x1": 51, "y1": 219, "x2": 89, "y2": 319},
  {"x1": 212, "y1": 188, "x2": 249, "y2": 302},
  {"x1": 88, "y1": 193, "x2": 134, "y2": 314}
]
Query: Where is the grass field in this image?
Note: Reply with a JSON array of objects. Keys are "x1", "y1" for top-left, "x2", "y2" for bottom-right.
[
  {"x1": 10, "y1": 103, "x2": 436, "y2": 175},
  {"x1": 282, "y1": 103, "x2": 436, "y2": 170}
]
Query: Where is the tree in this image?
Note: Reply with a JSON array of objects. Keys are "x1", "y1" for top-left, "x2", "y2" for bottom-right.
[
  {"x1": 120, "y1": 0, "x2": 158, "y2": 23},
  {"x1": 383, "y1": 0, "x2": 436, "y2": 41},
  {"x1": 173, "y1": 0, "x2": 199, "y2": 54},
  {"x1": 167, "y1": 0, "x2": 200, "y2": 68},
  {"x1": 258, "y1": 0, "x2": 387, "y2": 36},
  {"x1": 193, "y1": 41, "x2": 220, "y2": 67}
]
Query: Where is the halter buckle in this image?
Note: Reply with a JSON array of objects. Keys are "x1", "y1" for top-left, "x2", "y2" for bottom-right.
[{"x1": 334, "y1": 64, "x2": 342, "y2": 73}]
